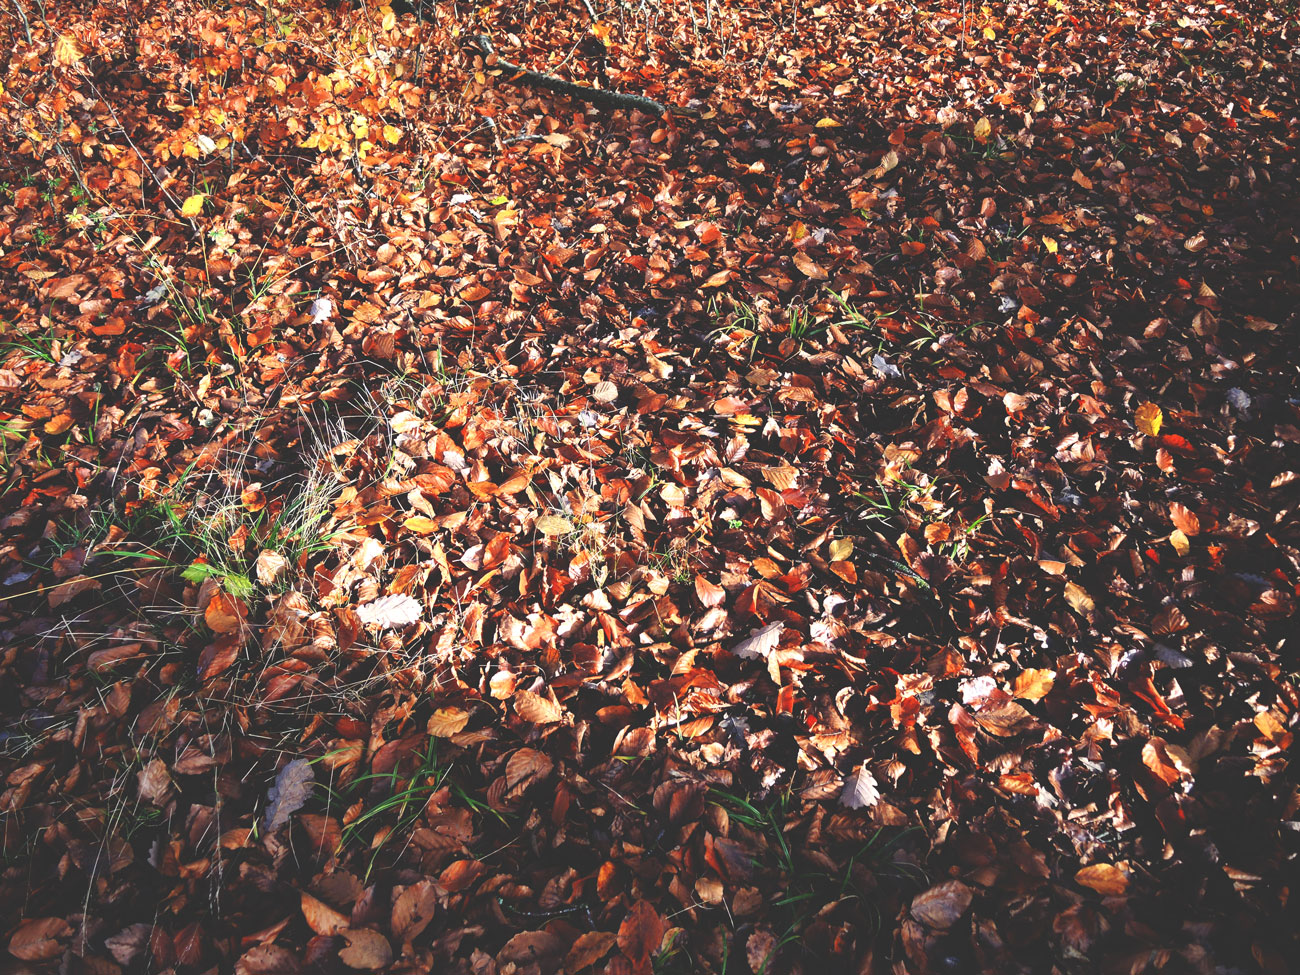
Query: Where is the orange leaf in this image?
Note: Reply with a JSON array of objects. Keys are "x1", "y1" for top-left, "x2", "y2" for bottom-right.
[
  {"x1": 1013, "y1": 668, "x2": 1055, "y2": 702},
  {"x1": 205, "y1": 591, "x2": 247, "y2": 634},
  {"x1": 618, "y1": 901, "x2": 664, "y2": 970},
  {"x1": 301, "y1": 891, "x2": 349, "y2": 936},
  {"x1": 1075, "y1": 863, "x2": 1128, "y2": 895},
  {"x1": 1169, "y1": 502, "x2": 1200, "y2": 536}
]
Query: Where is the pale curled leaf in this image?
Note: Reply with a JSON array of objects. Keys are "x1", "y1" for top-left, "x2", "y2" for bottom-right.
[
  {"x1": 839, "y1": 765, "x2": 880, "y2": 809},
  {"x1": 264, "y1": 758, "x2": 315, "y2": 832},
  {"x1": 535, "y1": 514, "x2": 574, "y2": 536},
  {"x1": 356, "y1": 593, "x2": 422, "y2": 630},
  {"x1": 732, "y1": 621, "x2": 784, "y2": 660}
]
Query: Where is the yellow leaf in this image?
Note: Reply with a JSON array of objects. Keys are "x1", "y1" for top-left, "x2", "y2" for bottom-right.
[
  {"x1": 1075, "y1": 863, "x2": 1128, "y2": 896},
  {"x1": 1135, "y1": 401, "x2": 1163, "y2": 437},
  {"x1": 982, "y1": 26, "x2": 996, "y2": 39},
  {"x1": 427, "y1": 707, "x2": 470, "y2": 737},
  {"x1": 1064, "y1": 581, "x2": 1094, "y2": 618},
  {"x1": 1169, "y1": 529, "x2": 1190, "y2": 556},
  {"x1": 383, "y1": 124, "x2": 402, "y2": 144},
  {"x1": 815, "y1": 117, "x2": 842, "y2": 128},
  {"x1": 1042, "y1": 236, "x2": 1058, "y2": 254},
  {"x1": 53, "y1": 34, "x2": 83, "y2": 66},
  {"x1": 381, "y1": 8, "x2": 397, "y2": 30},
  {"x1": 535, "y1": 515, "x2": 574, "y2": 537},
  {"x1": 974, "y1": 117, "x2": 992, "y2": 141},
  {"x1": 1013, "y1": 668, "x2": 1056, "y2": 702},
  {"x1": 180, "y1": 194, "x2": 206, "y2": 218},
  {"x1": 829, "y1": 538, "x2": 853, "y2": 562}
]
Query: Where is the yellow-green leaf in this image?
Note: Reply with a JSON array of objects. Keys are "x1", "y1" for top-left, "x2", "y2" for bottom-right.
[
  {"x1": 1135, "y1": 402, "x2": 1163, "y2": 437},
  {"x1": 536, "y1": 515, "x2": 574, "y2": 537}
]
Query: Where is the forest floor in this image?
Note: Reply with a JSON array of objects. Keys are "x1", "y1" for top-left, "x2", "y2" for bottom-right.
[{"x1": 1, "y1": 0, "x2": 1298, "y2": 972}]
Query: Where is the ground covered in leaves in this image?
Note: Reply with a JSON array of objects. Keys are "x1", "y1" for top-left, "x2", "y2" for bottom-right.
[{"x1": 1, "y1": 0, "x2": 1298, "y2": 971}]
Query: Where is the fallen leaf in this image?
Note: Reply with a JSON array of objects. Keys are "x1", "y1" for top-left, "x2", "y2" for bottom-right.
[
  {"x1": 8, "y1": 917, "x2": 72, "y2": 961},
  {"x1": 1075, "y1": 863, "x2": 1129, "y2": 895},
  {"x1": 356, "y1": 593, "x2": 422, "y2": 629},
  {"x1": 338, "y1": 929, "x2": 392, "y2": 970},
  {"x1": 1135, "y1": 402, "x2": 1163, "y2": 437},
  {"x1": 839, "y1": 765, "x2": 880, "y2": 808},
  {"x1": 911, "y1": 880, "x2": 974, "y2": 928},
  {"x1": 264, "y1": 759, "x2": 315, "y2": 832},
  {"x1": 732, "y1": 621, "x2": 784, "y2": 660}
]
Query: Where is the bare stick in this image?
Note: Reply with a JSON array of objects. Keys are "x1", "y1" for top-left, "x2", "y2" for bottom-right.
[
  {"x1": 11, "y1": 0, "x2": 32, "y2": 45},
  {"x1": 475, "y1": 35, "x2": 697, "y2": 117}
]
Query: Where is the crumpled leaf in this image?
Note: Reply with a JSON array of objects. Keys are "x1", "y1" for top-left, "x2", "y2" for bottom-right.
[
  {"x1": 732, "y1": 621, "x2": 784, "y2": 660},
  {"x1": 264, "y1": 758, "x2": 315, "y2": 832},
  {"x1": 356, "y1": 593, "x2": 422, "y2": 630},
  {"x1": 910, "y1": 880, "x2": 974, "y2": 928}
]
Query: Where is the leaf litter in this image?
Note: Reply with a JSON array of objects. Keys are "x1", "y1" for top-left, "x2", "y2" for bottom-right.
[{"x1": 0, "y1": 0, "x2": 1297, "y2": 972}]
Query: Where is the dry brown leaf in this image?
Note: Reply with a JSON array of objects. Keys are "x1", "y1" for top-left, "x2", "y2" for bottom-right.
[
  {"x1": 1064, "y1": 581, "x2": 1095, "y2": 618},
  {"x1": 427, "y1": 707, "x2": 470, "y2": 737},
  {"x1": 391, "y1": 881, "x2": 438, "y2": 944},
  {"x1": 300, "y1": 891, "x2": 349, "y2": 936},
  {"x1": 8, "y1": 917, "x2": 73, "y2": 961},
  {"x1": 205, "y1": 591, "x2": 248, "y2": 634},
  {"x1": 567, "y1": 930, "x2": 618, "y2": 970},
  {"x1": 910, "y1": 880, "x2": 974, "y2": 928},
  {"x1": 338, "y1": 929, "x2": 393, "y2": 970},
  {"x1": 514, "y1": 689, "x2": 563, "y2": 724},
  {"x1": 618, "y1": 901, "x2": 664, "y2": 969},
  {"x1": 356, "y1": 593, "x2": 422, "y2": 630}
]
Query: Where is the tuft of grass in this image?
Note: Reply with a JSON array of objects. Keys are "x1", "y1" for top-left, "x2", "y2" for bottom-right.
[{"x1": 704, "y1": 787, "x2": 926, "y2": 971}]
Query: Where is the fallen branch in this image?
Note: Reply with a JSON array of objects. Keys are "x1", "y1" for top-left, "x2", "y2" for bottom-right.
[{"x1": 474, "y1": 35, "x2": 697, "y2": 117}]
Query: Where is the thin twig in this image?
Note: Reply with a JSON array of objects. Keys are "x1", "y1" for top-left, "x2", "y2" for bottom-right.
[{"x1": 475, "y1": 34, "x2": 696, "y2": 117}]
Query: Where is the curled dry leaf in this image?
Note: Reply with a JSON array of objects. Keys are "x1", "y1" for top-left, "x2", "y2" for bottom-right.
[
  {"x1": 300, "y1": 891, "x2": 349, "y2": 936},
  {"x1": 910, "y1": 880, "x2": 974, "y2": 929},
  {"x1": 205, "y1": 591, "x2": 248, "y2": 634},
  {"x1": 8, "y1": 917, "x2": 73, "y2": 961},
  {"x1": 355, "y1": 593, "x2": 422, "y2": 630},
  {"x1": 256, "y1": 549, "x2": 289, "y2": 586},
  {"x1": 337, "y1": 929, "x2": 393, "y2": 971},
  {"x1": 137, "y1": 757, "x2": 175, "y2": 807},
  {"x1": 264, "y1": 759, "x2": 315, "y2": 832},
  {"x1": 732, "y1": 621, "x2": 784, "y2": 660}
]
